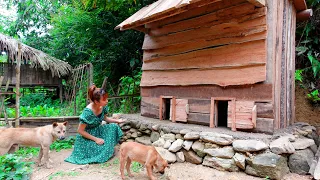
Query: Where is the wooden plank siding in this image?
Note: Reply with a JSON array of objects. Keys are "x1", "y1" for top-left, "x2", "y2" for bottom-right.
[
  {"x1": 141, "y1": 85, "x2": 272, "y2": 102},
  {"x1": 141, "y1": 96, "x2": 273, "y2": 125},
  {"x1": 1, "y1": 63, "x2": 62, "y2": 87},
  {"x1": 140, "y1": 0, "x2": 267, "y2": 87},
  {"x1": 272, "y1": 0, "x2": 296, "y2": 129}
]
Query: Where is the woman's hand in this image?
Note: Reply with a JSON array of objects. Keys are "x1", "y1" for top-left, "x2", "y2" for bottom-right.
[{"x1": 94, "y1": 138, "x2": 105, "y2": 145}]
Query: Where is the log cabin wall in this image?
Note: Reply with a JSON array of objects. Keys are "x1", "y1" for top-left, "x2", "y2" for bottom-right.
[
  {"x1": 1, "y1": 63, "x2": 61, "y2": 87},
  {"x1": 140, "y1": 0, "x2": 275, "y2": 132},
  {"x1": 272, "y1": 0, "x2": 296, "y2": 129}
]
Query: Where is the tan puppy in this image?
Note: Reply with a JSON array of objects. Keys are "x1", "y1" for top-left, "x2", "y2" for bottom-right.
[
  {"x1": 0, "y1": 122, "x2": 68, "y2": 168},
  {"x1": 120, "y1": 142, "x2": 168, "y2": 180}
]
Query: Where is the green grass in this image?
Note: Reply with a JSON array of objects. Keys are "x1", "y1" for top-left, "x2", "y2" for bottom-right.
[{"x1": 48, "y1": 171, "x2": 80, "y2": 180}]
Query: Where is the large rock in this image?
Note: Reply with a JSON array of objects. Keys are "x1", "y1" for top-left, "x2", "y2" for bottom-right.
[
  {"x1": 182, "y1": 141, "x2": 193, "y2": 151},
  {"x1": 288, "y1": 149, "x2": 314, "y2": 175},
  {"x1": 292, "y1": 138, "x2": 315, "y2": 150},
  {"x1": 202, "y1": 155, "x2": 239, "y2": 172},
  {"x1": 270, "y1": 137, "x2": 295, "y2": 154},
  {"x1": 164, "y1": 140, "x2": 173, "y2": 149},
  {"x1": 176, "y1": 152, "x2": 185, "y2": 163},
  {"x1": 135, "y1": 136, "x2": 152, "y2": 145},
  {"x1": 233, "y1": 140, "x2": 268, "y2": 152},
  {"x1": 233, "y1": 153, "x2": 246, "y2": 170},
  {"x1": 169, "y1": 139, "x2": 184, "y2": 152},
  {"x1": 184, "y1": 132, "x2": 200, "y2": 140},
  {"x1": 192, "y1": 141, "x2": 206, "y2": 157},
  {"x1": 152, "y1": 138, "x2": 165, "y2": 147},
  {"x1": 245, "y1": 153, "x2": 289, "y2": 180},
  {"x1": 155, "y1": 147, "x2": 176, "y2": 163},
  {"x1": 182, "y1": 150, "x2": 203, "y2": 164},
  {"x1": 161, "y1": 126, "x2": 171, "y2": 134},
  {"x1": 204, "y1": 146, "x2": 235, "y2": 158},
  {"x1": 180, "y1": 129, "x2": 192, "y2": 135},
  {"x1": 161, "y1": 133, "x2": 176, "y2": 142},
  {"x1": 200, "y1": 132, "x2": 233, "y2": 145},
  {"x1": 150, "y1": 131, "x2": 160, "y2": 143}
]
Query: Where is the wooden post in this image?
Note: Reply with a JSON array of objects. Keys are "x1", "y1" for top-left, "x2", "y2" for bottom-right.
[
  {"x1": 159, "y1": 96, "x2": 163, "y2": 120},
  {"x1": 15, "y1": 43, "x2": 21, "y2": 127},
  {"x1": 171, "y1": 97, "x2": 176, "y2": 123},
  {"x1": 87, "y1": 63, "x2": 93, "y2": 104},
  {"x1": 232, "y1": 99, "x2": 236, "y2": 131},
  {"x1": 210, "y1": 97, "x2": 215, "y2": 128}
]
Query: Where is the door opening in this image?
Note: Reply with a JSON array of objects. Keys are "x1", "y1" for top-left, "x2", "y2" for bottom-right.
[
  {"x1": 217, "y1": 101, "x2": 228, "y2": 127},
  {"x1": 164, "y1": 98, "x2": 171, "y2": 120}
]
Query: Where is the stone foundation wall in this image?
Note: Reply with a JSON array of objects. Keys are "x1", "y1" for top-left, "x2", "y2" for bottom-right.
[{"x1": 119, "y1": 118, "x2": 319, "y2": 180}]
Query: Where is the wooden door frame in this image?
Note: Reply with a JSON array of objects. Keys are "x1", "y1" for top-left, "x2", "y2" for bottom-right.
[
  {"x1": 210, "y1": 97, "x2": 236, "y2": 131},
  {"x1": 159, "y1": 96, "x2": 176, "y2": 122}
]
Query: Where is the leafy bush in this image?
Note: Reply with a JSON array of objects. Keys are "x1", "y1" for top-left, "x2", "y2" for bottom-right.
[
  {"x1": 50, "y1": 137, "x2": 75, "y2": 152},
  {"x1": 14, "y1": 147, "x2": 40, "y2": 158},
  {"x1": 0, "y1": 154, "x2": 33, "y2": 180},
  {"x1": 308, "y1": 89, "x2": 320, "y2": 103}
]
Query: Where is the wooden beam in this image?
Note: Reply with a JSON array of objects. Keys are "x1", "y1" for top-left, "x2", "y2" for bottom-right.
[
  {"x1": 15, "y1": 43, "x2": 21, "y2": 127},
  {"x1": 141, "y1": 84, "x2": 273, "y2": 102},
  {"x1": 159, "y1": 96, "x2": 163, "y2": 120},
  {"x1": 210, "y1": 97, "x2": 215, "y2": 128},
  {"x1": 246, "y1": 0, "x2": 265, "y2": 7},
  {"x1": 171, "y1": 97, "x2": 176, "y2": 123}
]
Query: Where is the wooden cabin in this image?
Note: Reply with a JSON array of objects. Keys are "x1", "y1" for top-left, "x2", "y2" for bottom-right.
[
  {"x1": 116, "y1": 0, "x2": 312, "y2": 133},
  {"x1": 0, "y1": 33, "x2": 71, "y2": 101}
]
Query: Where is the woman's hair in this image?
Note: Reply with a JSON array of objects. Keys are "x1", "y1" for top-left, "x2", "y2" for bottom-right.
[{"x1": 88, "y1": 85, "x2": 108, "y2": 102}]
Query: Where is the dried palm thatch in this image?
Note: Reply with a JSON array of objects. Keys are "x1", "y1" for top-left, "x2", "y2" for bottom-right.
[{"x1": 0, "y1": 33, "x2": 72, "y2": 77}]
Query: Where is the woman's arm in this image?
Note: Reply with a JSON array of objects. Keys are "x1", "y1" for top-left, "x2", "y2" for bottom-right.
[
  {"x1": 104, "y1": 116, "x2": 125, "y2": 124},
  {"x1": 78, "y1": 124, "x2": 104, "y2": 144}
]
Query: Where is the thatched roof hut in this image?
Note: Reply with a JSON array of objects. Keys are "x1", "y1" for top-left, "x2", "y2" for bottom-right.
[{"x1": 0, "y1": 33, "x2": 71, "y2": 77}]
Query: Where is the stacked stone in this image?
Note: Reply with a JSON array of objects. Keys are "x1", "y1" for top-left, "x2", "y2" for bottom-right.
[{"x1": 119, "y1": 119, "x2": 319, "y2": 180}]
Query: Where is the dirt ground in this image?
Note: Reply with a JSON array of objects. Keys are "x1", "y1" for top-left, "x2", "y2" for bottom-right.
[
  {"x1": 30, "y1": 148, "x2": 312, "y2": 180},
  {"x1": 295, "y1": 86, "x2": 320, "y2": 127}
]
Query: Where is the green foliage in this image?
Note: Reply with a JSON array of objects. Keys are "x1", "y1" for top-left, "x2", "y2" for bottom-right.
[
  {"x1": 308, "y1": 54, "x2": 320, "y2": 78},
  {"x1": 308, "y1": 89, "x2": 320, "y2": 103},
  {"x1": 50, "y1": 137, "x2": 75, "y2": 152},
  {"x1": 0, "y1": 154, "x2": 33, "y2": 180},
  {"x1": 131, "y1": 162, "x2": 143, "y2": 173},
  {"x1": 295, "y1": 69, "x2": 304, "y2": 82},
  {"x1": 48, "y1": 171, "x2": 80, "y2": 180},
  {"x1": 14, "y1": 147, "x2": 40, "y2": 158},
  {"x1": 112, "y1": 69, "x2": 141, "y2": 113}
]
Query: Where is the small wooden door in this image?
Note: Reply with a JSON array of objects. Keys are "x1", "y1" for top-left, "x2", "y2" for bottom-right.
[
  {"x1": 170, "y1": 98, "x2": 188, "y2": 122},
  {"x1": 227, "y1": 101, "x2": 257, "y2": 129}
]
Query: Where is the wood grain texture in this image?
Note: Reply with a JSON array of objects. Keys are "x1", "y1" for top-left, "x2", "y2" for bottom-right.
[
  {"x1": 141, "y1": 65, "x2": 266, "y2": 87},
  {"x1": 148, "y1": 3, "x2": 265, "y2": 37},
  {"x1": 141, "y1": 84, "x2": 273, "y2": 102},
  {"x1": 246, "y1": 0, "x2": 265, "y2": 7},
  {"x1": 143, "y1": 16, "x2": 266, "y2": 50},
  {"x1": 142, "y1": 40, "x2": 266, "y2": 71},
  {"x1": 145, "y1": 0, "x2": 247, "y2": 29}
]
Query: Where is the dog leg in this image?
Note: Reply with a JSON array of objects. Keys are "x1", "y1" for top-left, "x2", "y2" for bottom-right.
[
  {"x1": 126, "y1": 158, "x2": 134, "y2": 177},
  {"x1": 41, "y1": 146, "x2": 53, "y2": 169},
  {"x1": 120, "y1": 150, "x2": 126, "y2": 180},
  {"x1": 145, "y1": 152, "x2": 156, "y2": 180},
  {"x1": 0, "y1": 147, "x2": 11, "y2": 156},
  {"x1": 37, "y1": 147, "x2": 43, "y2": 166}
]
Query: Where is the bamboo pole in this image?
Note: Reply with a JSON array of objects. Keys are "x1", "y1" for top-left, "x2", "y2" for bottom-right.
[{"x1": 15, "y1": 43, "x2": 21, "y2": 127}]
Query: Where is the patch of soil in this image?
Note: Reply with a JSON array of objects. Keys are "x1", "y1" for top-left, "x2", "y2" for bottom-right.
[
  {"x1": 30, "y1": 148, "x2": 312, "y2": 180},
  {"x1": 295, "y1": 86, "x2": 320, "y2": 127}
]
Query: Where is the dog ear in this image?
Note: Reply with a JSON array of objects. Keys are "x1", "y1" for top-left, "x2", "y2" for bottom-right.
[
  {"x1": 52, "y1": 122, "x2": 58, "y2": 127},
  {"x1": 63, "y1": 121, "x2": 68, "y2": 126}
]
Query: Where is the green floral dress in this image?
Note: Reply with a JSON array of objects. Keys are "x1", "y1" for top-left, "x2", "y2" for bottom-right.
[{"x1": 65, "y1": 106, "x2": 123, "y2": 164}]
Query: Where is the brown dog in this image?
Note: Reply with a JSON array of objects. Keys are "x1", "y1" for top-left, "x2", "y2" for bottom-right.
[
  {"x1": 120, "y1": 142, "x2": 168, "y2": 180},
  {"x1": 0, "y1": 122, "x2": 68, "y2": 168}
]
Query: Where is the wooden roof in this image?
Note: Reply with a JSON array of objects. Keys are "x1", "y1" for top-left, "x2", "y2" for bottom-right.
[
  {"x1": 115, "y1": 0, "x2": 307, "y2": 31},
  {"x1": 0, "y1": 33, "x2": 72, "y2": 78}
]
